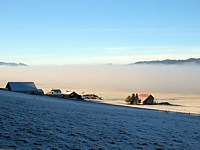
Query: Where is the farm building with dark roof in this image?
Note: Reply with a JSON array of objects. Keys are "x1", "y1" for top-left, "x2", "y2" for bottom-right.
[
  {"x1": 6, "y1": 82, "x2": 38, "y2": 94},
  {"x1": 139, "y1": 94, "x2": 154, "y2": 105}
]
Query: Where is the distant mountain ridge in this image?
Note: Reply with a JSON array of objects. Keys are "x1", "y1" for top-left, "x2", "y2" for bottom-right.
[
  {"x1": 133, "y1": 58, "x2": 200, "y2": 65},
  {"x1": 0, "y1": 61, "x2": 28, "y2": 66}
]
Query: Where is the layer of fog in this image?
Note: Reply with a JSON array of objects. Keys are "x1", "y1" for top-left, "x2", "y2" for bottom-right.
[{"x1": 0, "y1": 65, "x2": 200, "y2": 94}]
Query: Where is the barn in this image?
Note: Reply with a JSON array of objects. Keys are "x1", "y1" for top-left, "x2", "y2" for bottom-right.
[
  {"x1": 6, "y1": 82, "x2": 38, "y2": 94},
  {"x1": 139, "y1": 94, "x2": 155, "y2": 105},
  {"x1": 64, "y1": 91, "x2": 83, "y2": 100}
]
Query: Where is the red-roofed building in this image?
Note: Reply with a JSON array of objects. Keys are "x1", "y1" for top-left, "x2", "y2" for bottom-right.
[{"x1": 139, "y1": 94, "x2": 154, "y2": 105}]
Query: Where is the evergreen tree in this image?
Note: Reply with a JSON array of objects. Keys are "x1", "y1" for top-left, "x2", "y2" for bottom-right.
[{"x1": 125, "y1": 93, "x2": 139, "y2": 105}]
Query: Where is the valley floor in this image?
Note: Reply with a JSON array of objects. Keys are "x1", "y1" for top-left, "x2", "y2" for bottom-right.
[{"x1": 85, "y1": 90, "x2": 200, "y2": 115}]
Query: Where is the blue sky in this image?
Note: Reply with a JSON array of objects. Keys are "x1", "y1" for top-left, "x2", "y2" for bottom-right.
[{"x1": 0, "y1": 0, "x2": 200, "y2": 65}]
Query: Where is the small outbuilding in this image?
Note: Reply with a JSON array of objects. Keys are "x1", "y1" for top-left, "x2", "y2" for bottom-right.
[
  {"x1": 49, "y1": 89, "x2": 62, "y2": 96},
  {"x1": 82, "y1": 94, "x2": 102, "y2": 100},
  {"x1": 139, "y1": 94, "x2": 154, "y2": 105},
  {"x1": 6, "y1": 82, "x2": 38, "y2": 94}
]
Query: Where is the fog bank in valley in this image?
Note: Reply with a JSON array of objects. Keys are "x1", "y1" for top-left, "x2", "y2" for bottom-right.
[{"x1": 0, "y1": 65, "x2": 200, "y2": 93}]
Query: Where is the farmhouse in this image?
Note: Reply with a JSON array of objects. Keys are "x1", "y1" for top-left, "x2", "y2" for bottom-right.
[
  {"x1": 63, "y1": 91, "x2": 83, "y2": 100},
  {"x1": 5, "y1": 82, "x2": 38, "y2": 94},
  {"x1": 49, "y1": 89, "x2": 62, "y2": 96},
  {"x1": 139, "y1": 94, "x2": 154, "y2": 105}
]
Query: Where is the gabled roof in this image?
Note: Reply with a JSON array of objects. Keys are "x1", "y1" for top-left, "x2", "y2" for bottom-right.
[
  {"x1": 67, "y1": 91, "x2": 79, "y2": 96},
  {"x1": 51, "y1": 89, "x2": 61, "y2": 93},
  {"x1": 65, "y1": 91, "x2": 76, "y2": 95},
  {"x1": 139, "y1": 94, "x2": 153, "y2": 102},
  {"x1": 6, "y1": 82, "x2": 38, "y2": 92}
]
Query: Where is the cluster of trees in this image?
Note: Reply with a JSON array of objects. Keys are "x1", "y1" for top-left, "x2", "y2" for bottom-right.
[{"x1": 125, "y1": 93, "x2": 140, "y2": 105}]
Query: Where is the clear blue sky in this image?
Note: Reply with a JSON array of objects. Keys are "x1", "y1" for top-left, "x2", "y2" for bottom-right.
[{"x1": 0, "y1": 0, "x2": 200, "y2": 65}]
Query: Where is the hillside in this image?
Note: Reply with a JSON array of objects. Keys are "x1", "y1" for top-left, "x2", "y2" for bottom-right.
[
  {"x1": 133, "y1": 58, "x2": 200, "y2": 65},
  {"x1": 0, "y1": 90, "x2": 199, "y2": 149},
  {"x1": 0, "y1": 61, "x2": 28, "y2": 66}
]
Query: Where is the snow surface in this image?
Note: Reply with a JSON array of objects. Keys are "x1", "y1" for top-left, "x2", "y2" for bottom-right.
[
  {"x1": 0, "y1": 90, "x2": 200, "y2": 149},
  {"x1": 92, "y1": 90, "x2": 200, "y2": 115}
]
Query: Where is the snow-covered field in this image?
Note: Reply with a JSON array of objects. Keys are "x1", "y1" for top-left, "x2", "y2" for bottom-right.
[
  {"x1": 94, "y1": 90, "x2": 200, "y2": 115},
  {"x1": 0, "y1": 90, "x2": 200, "y2": 149}
]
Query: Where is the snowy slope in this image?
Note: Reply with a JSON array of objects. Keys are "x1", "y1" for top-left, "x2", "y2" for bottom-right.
[{"x1": 0, "y1": 90, "x2": 200, "y2": 149}]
